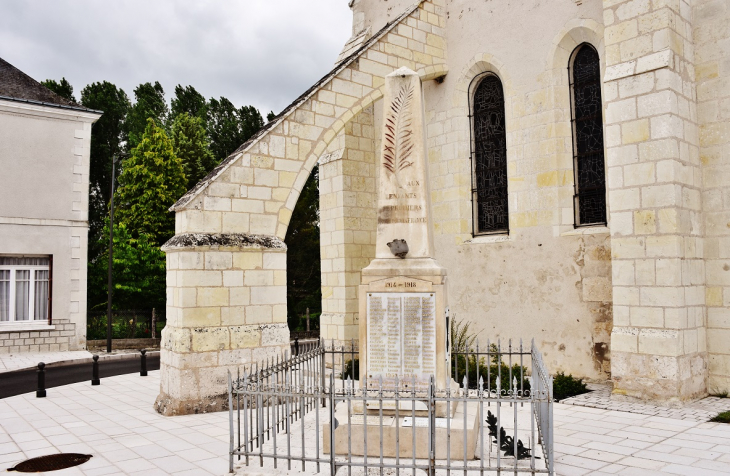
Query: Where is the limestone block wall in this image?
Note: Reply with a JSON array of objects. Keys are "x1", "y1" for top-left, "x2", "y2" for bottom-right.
[
  {"x1": 407, "y1": 0, "x2": 615, "y2": 380},
  {"x1": 319, "y1": 106, "x2": 377, "y2": 344},
  {"x1": 603, "y1": 0, "x2": 707, "y2": 402},
  {"x1": 156, "y1": 238, "x2": 288, "y2": 415},
  {"x1": 695, "y1": 0, "x2": 730, "y2": 395}
]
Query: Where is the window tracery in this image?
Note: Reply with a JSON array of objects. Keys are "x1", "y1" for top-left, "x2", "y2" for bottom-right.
[
  {"x1": 472, "y1": 75, "x2": 508, "y2": 234},
  {"x1": 570, "y1": 44, "x2": 606, "y2": 226}
]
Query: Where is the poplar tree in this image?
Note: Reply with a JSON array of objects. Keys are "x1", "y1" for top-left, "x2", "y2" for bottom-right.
[
  {"x1": 114, "y1": 119, "x2": 186, "y2": 246},
  {"x1": 171, "y1": 112, "x2": 217, "y2": 190},
  {"x1": 41, "y1": 77, "x2": 76, "y2": 102},
  {"x1": 124, "y1": 82, "x2": 168, "y2": 150}
]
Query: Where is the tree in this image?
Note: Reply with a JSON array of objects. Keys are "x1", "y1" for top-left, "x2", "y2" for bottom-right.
[
  {"x1": 285, "y1": 166, "x2": 321, "y2": 330},
  {"x1": 87, "y1": 220, "x2": 166, "y2": 311},
  {"x1": 41, "y1": 77, "x2": 76, "y2": 102},
  {"x1": 124, "y1": 81, "x2": 168, "y2": 150},
  {"x1": 115, "y1": 119, "x2": 187, "y2": 246},
  {"x1": 239, "y1": 105, "x2": 265, "y2": 143},
  {"x1": 171, "y1": 113, "x2": 217, "y2": 190},
  {"x1": 80, "y1": 81, "x2": 130, "y2": 255},
  {"x1": 207, "y1": 97, "x2": 242, "y2": 162},
  {"x1": 207, "y1": 97, "x2": 264, "y2": 162},
  {"x1": 171, "y1": 85, "x2": 207, "y2": 123},
  {"x1": 267, "y1": 111, "x2": 276, "y2": 122}
]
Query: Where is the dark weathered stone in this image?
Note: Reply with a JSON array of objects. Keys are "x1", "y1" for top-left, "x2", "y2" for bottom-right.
[{"x1": 162, "y1": 233, "x2": 287, "y2": 251}]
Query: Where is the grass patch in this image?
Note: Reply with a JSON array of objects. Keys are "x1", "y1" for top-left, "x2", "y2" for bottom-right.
[
  {"x1": 710, "y1": 411, "x2": 730, "y2": 423},
  {"x1": 553, "y1": 372, "x2": 589, "y2": 401}
]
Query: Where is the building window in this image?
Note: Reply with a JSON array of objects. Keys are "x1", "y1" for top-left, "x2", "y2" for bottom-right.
[
  {"x1": 0, "y1": 256, "x2": 51, "y2": 323},
  {"x1": 472, "y1": 74, "x2": 509, "y2": 234},
  {"x1": 570, "y1": 44, "x2": 606, "y2": 226}
]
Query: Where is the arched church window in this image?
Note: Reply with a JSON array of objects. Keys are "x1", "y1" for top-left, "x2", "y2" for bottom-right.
[
  {"x1": 570, "y1": 44, "x2": 606, "y2": 226},
  {"x1": 472, "y1": 75, "x2": 508, "y2": 234}
]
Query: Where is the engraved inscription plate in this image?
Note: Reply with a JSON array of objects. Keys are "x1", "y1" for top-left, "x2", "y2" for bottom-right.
[{"x1": 367, "y1": 292, "x2": 436, "y2": 388}]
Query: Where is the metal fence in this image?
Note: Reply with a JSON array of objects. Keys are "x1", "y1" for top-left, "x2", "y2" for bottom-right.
[
  {"x1": 86, "y1": 309, "x2": 164, "y2": 340},
  {"x1": 228, "y1": 339, "x2": 553, "y2": 475}
]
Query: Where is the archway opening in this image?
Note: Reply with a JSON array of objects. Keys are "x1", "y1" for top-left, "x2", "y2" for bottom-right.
[{"x1": 284, "y1": 166, "x2": 321, "y2": 336}]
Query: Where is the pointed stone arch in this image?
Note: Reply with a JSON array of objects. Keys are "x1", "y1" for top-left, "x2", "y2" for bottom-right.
[{"x1": 156, "y1": 0, "x2": 447, "y2": 415}]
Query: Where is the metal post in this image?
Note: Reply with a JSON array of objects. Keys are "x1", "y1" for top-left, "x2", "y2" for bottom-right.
[
  {"x1": 140, "y1": 349, "x2": 148, "y2": 376},
  {"x1": 36, "y1": 362, "x2": 46, "y2": 398},
  {"x1": 106, "y1": 156, "x2": 118, "y2": 354},
  {"x1": 295, "y1": 338, "x2": 300, "y2": 356},
  {"x1": 92, "y1": 355, "x2": 100, "y2": 385}
]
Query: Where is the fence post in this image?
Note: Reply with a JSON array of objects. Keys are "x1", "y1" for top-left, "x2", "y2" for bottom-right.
[
  {"x1": 228, "y1": 371, "x2": 235, "y2": 474},
  {"x1": 295, "y1": 338, "x2": 299, "y2": 356},
  {"x1": 306, "y1": 307, "x2": 310, "y2": 332},
  {"x1": 140, "y1": 349, "x2": 147, "y2": 376},
  {"x1": 328, "y1": 373, "x2": 336, "y2": 476},
  {"x1": 92, "y1": 355, "x2": 100, "y2": 385},
  {"x1": 429, "y1": 375, "x2": 436, "y2": 476},
  {"x1": 320, "y1": 340, "x2": 326, "y2": 408},
  {"x1": 151, "y1": 308, "x2": 156, "y2": 339},
  {"x1": 36, "y1": 362, "x2": 46, "y2": 398}
]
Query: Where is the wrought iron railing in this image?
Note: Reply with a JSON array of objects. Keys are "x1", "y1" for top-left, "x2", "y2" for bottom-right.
[{"x1": 228, "y1": 339, "x2": 553, "y2": 475}]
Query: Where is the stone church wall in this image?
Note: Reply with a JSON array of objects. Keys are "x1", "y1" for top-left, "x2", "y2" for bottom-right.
[
  {"x1": 414, "y1": 0, "x2": 612, "y2": 380},
  {"x1": 695, "y1": 0, "x2": 730, "y2": 395}
]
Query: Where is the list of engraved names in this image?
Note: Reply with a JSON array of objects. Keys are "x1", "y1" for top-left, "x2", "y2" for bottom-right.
[{"x1": 367, "y1": 292, "x2": 436, "y2": 385}]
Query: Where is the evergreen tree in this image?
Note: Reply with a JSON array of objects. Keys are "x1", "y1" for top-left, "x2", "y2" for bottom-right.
[
  {"x1": 115, "y1": 119, "x2": 186, "y2": 246},
  {"x1": 267, "y1": 111, "x2": 276, "y2": 122},
  {"x1": 285, "y1": 166, "x2": 321, "y2": 330},
  {"x1": 41, "y1": 77, "x2": 76, "y2": 102},
  {"x1": 171, "y1": 112, "x2": 217, "y2": 190},
  {"x1": 80, "y1": 81, "x2": 130, "y2": 256},
  {"x1": 171, "y1": 85, "x2": 207, "y2": 123},
  {"x1": 124, "y1": 82, "x2": 168, "y2": 150}
]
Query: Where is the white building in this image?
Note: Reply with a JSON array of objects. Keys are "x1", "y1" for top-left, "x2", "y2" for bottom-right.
[{"x1": 0, "y1": 57, "x2": 101, "y2": 353}]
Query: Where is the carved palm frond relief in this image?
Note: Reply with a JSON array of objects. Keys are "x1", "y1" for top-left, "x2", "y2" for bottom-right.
[{"x1": 383, "y1": 84, "x2": 415, "y2": 177}]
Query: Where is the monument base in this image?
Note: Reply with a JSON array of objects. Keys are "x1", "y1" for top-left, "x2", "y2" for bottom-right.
[{"x1": 324, "y1": 400, "x2": 479, "y2": 459}]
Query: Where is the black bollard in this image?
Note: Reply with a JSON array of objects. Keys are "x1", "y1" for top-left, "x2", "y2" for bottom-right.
[
  {"x1": 92, "y1": 355, "x2": 100, "y2": 385},
  {"x1": 295, "y1": 337, "x2": 300, "y2": 356},
  {"x1": 36, "y1": 362, "x2": 46, "y2": 398},
  {"x1": 140, "y1": 349, "x2": 147, "y2": 377}
]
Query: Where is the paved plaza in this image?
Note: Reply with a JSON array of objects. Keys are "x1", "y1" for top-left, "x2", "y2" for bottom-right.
[{"x1": 0, "y1": 353, "x2": 729, "y2": 475}]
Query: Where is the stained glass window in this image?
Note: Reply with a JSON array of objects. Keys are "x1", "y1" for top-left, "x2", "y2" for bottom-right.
[
  {"x1": 473, "y1": 75, "x2": 508, "y2": 234},
  {"x1": 571, "y1": 44, "x2": 606, "y2": 226}
]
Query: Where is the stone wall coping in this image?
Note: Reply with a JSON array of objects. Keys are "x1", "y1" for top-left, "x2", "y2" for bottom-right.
[{"x1": 162, "y1": 233, "x2": 287, "y2": 252}]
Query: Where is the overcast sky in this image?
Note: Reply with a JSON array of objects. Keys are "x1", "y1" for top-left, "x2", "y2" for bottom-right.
[{"x1": 0, "y1": 0, "x2": 353, "y2": 115}]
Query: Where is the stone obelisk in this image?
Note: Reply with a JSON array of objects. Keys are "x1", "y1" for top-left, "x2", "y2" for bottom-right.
[{"x1": 359, "y1": 67, "x2": 449, "y2": 394}]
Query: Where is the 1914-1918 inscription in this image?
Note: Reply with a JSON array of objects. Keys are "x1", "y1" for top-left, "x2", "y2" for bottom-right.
[{"x1": 367, "y1": 292, "x2": 436, "y2": 388}]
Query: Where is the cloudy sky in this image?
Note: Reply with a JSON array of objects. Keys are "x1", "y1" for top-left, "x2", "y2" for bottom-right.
[{"x1": 0, "y1": 0, "x2": 353, "y2": 115}]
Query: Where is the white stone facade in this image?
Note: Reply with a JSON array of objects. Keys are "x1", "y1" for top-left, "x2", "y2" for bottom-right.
[
  {"x1": 161, "y1": 0, "x2": 730, "y2": 411},
  {"x1": 0, "y1": 99, "x2": 100, "y2": 353}
]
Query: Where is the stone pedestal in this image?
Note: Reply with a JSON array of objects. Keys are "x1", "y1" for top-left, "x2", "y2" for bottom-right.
[
  {"x1": 155, "y1": 234, "x2": 290, "y2": 416},
  {"x1": 324, "y1": 400, "x2": 479, "y2": 459}
]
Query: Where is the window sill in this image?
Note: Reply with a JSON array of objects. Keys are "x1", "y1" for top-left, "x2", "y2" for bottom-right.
[
  {"x1": 462, "y1": 234, "x2": 511, "y2": 244},
  {"x1": 560, "y1": 226, "x2": 610, "y2": 237},
  {"x1": 0, "y1": 323, "x2": 56, "y2": 333}
]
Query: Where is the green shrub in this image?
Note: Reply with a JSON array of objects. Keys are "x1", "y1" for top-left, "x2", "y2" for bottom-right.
[
  {"x1": 711, "y1": 411, "x2": 730, "y2": 423},
  {"x1": 553, "y1": 372, "x2": 589, "y2": 400},
  {"x1": 451, "y1": 353, "x2": 531, "y2": 392}
]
